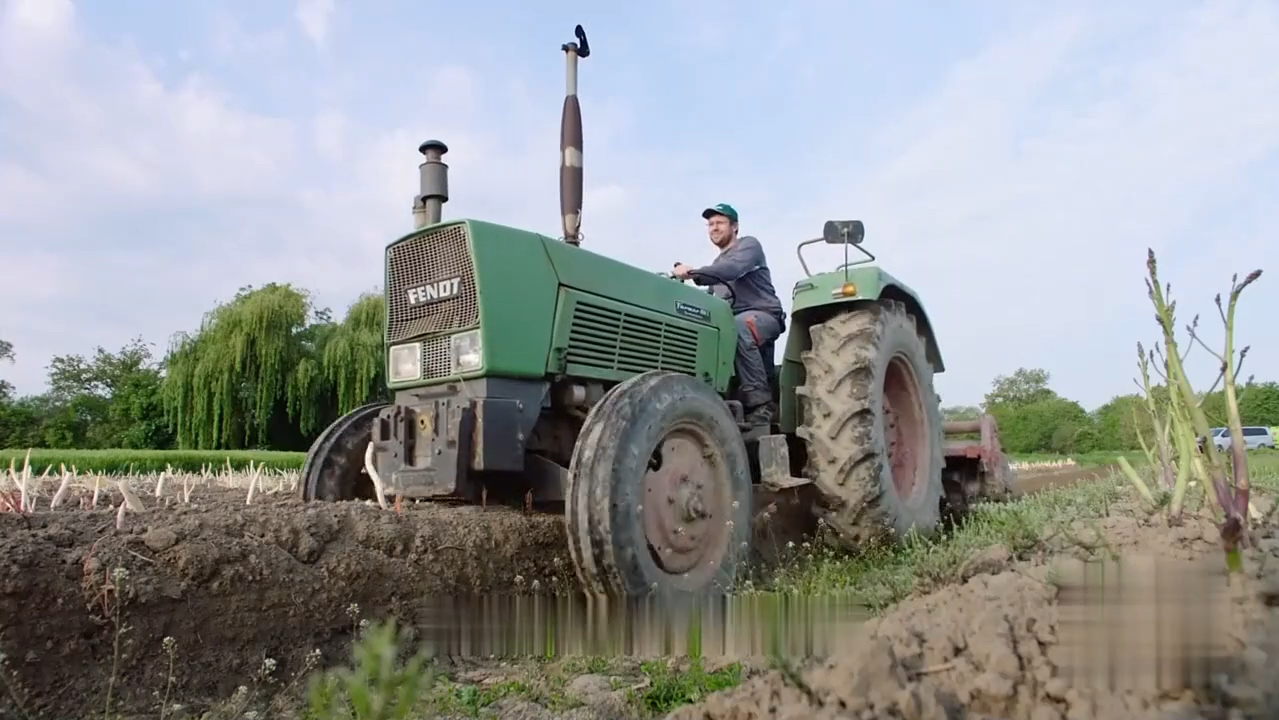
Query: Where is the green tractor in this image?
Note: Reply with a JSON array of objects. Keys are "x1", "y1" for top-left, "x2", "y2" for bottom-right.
[{"x1": 300, "y1": 25, "x2": 1014, "y2": 598}]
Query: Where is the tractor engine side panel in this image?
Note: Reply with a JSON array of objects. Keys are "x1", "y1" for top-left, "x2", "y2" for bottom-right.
[
  {"x1": 545, "y1": 288, "x2": 722, "y2": 387},
  {"x1": 538, "y1": 235, "x2": 736, "y2": 392}
]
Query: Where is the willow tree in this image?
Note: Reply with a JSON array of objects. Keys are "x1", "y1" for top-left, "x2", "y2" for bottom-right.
[
  {"x1": 162, "y1": 284, "x2": 388, "y2": 450},
  {"x1": 321, "y1": 292, "x2": 387, "y2": 415},
  {"x1": 163, "y1": 283, "x2": 334, "y2": 449}
]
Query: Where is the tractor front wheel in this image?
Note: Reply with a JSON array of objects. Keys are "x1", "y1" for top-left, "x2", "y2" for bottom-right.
[
  {"x1": 566, "y1": 371, "x2": 753, "y2": 598},
  {"x1": 300, "y1": 402, "x2": 389, "y2": 502},
  {"x1": 796, "y1": 300, "x2": 945, "y2": 551}
]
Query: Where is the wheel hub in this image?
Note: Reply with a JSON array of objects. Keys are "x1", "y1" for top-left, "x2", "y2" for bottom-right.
[
  {"x1": 682, "y1": 493, "x2": 709, "y2": 522},
  {"x1": 642, "y1": 427, "x2": 730, "y2": 577}
]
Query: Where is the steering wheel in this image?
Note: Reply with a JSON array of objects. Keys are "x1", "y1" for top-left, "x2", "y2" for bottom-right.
[{"x1": 674, "y1": 266, "x2": 736, "y2": 307}]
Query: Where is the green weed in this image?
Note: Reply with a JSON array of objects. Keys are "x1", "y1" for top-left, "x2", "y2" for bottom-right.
[
  {"x1": 632, "y1": 658, "x2": 742, "y2": 715},
  {"x1": 304, "y1": 621, "x2": 435, "y2": 720}
]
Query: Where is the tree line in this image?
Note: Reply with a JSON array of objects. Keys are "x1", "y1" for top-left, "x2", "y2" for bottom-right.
[
  {"x1": 943, "y1": 367, "x2": 1279, "y2": 455},
  {"x1": 0, "y1": 284, "x2": 386, "y2": 452},
  {"x1": 1, "y1": 287, "x2": 1276, "y2": 454}
]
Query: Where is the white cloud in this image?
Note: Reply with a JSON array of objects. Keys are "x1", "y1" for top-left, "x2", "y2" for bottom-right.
[
  {"x1": 0, "y1": 11, "x2": 301, "y2": 221},
  {"x1": 2, "y1": 0, "x2": 72, "y2": 36},
  {"x1": 295, "y1": 0, "x2": 336, "y2": 47}
]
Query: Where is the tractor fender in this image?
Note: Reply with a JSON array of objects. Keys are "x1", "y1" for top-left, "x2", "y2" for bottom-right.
[{"x1": 778, "y1": 268, "x2": 945, "y2": 433}]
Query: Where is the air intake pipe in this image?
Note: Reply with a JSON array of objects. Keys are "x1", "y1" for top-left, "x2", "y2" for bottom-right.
[{"x1": 413, "y1": 140, "x2": 449, "y2": 230}]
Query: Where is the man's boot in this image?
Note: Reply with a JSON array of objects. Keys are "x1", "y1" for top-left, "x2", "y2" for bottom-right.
[{"x1": 744, "y1": 402, "x2": 775, "y2": 427}]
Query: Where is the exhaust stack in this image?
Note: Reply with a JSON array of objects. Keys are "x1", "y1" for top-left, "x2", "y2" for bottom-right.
[
  {"x1": 560, "y1": 25, "x2": 590, "y2": 246},
  {"x1": 413, "y1": 139, "x2": 449, "y2": 230}
]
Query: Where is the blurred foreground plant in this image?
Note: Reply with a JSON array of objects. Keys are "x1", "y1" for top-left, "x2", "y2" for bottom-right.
[
  {"x1": 304, "y1": 620, "x2": 434, "y2": 720},
  {"x1": 1118, "y1": 249, "x2": 1262, "y2": 572}
]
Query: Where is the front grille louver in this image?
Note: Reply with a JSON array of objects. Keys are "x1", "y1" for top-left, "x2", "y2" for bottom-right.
[{"x1": 565, "y1": 301, "x2": 699, "y2": 375}]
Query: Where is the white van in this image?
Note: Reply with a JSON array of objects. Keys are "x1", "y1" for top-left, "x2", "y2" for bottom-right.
[{"x1": 1207, "y1": 426, "x2": 1276, "y2": 451}]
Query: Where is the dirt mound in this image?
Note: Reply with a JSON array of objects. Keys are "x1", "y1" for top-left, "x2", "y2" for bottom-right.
[
  {"x1": 0, "y1": 495, "x2": 573, "y2": 719},
  {"x1": 669, "y1": 503, "x2": 1279, "y2": 720}
]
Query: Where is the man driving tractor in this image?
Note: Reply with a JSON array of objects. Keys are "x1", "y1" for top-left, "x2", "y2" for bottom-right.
[{"x1": 673, "y1": 203, "x2": 785, "y2": 426}]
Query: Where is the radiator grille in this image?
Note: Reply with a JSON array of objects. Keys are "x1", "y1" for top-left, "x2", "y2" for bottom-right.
[
  {"x1": 420, "y1": 335, "x2": 453, "y2": 381},
  {"x1": 386, "y1": 224, "x2": 479, "y2": 344},
  {"x1": 565, "y1": 301, "x2": 700, "y2": 375}
]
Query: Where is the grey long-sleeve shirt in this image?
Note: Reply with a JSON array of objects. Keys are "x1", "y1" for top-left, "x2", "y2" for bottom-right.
[{"x1": 690, "y1": 235, "x2": 786, "y2": 327}]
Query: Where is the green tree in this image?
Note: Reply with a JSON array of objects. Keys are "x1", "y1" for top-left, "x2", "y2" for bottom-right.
[
  {"x1": 1238, "y1": 381, "x2": 1279, "y2": 426},
  {"x1": 983, "y1": 367, "x2": 1057, "y2": 409},
  {"x1": 163, "y1": 283, "x2": 330, "y2": 450},
  {"x1": 0, "y1": 396, "x2": 45, "y2": 448},
  {"x1": 0, "y1": 336, "x2": 14, "y2": 401},
  {"x1": 991, "y1": 397, "x2": 1094, "y2": 454},
  {"x1": 1091, "y1": 382, "x2": 1276, "y2": 452},
  {"x1": 161, "y1": 284, "x2": 385, "y2": 450},
  {"x1": 1092, "y1": 393, "x2": 1153, "y2": 451},
  {"x1": 44, "y1": 337, "x2": 172, "y2": 449},
  {"x1": 0, "y1": 337, "x2": 21, "y2": 446},
  {"x1": 1197, "y1": 389, "x2": 1228, "y2": 427},
  {"x1": 321, "y1": 292, "x2": 389, "y2": 415},
  {"x1": 980, "y1": 368, "x2": 1102, "y2": 453}
]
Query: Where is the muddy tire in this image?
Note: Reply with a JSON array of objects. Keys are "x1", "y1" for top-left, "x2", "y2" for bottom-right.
[
  {"x1": 566, "y1": 371, "x2": 753, "y2": 598},
  {"x1": 796, "y1": 300, "x2": 944, "y2": 551},
  {"x1": 300, "y1": 403, "x2": 388, "y2": 502}
]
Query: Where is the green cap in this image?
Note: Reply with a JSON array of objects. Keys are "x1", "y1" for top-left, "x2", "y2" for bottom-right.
[{"x1": 701, "y1": 203, "x2": 739, "y2": 223}]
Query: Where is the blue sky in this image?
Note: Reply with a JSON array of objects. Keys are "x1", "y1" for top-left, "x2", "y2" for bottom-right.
[{"x1": 1, "y1": 0, "x2": 1276, "y2": 411}]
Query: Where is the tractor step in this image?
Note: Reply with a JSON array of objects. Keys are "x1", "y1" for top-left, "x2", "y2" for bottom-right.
[{"x1": 757, "y1": 434, "x2": 811, "y2": 491}]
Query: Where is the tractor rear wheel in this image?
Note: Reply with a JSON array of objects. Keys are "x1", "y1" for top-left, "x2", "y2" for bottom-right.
[
  {"x1": 566, "y1": 371, "x2": 753, "y2": 597},
  {"x1": 796, "y1": 300, "x2": 944, "y2": 551},
  {"x1": 300, "y1": 402, "x2": 388, "y2": 502}
]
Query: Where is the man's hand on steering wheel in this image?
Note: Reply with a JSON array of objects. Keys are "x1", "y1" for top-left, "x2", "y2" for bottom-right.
[{"x1": 672, "y1": 264, "x2": 736, "y2": 304}]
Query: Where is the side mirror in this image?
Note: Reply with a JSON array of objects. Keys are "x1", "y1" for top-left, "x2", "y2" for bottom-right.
[{"x1": 822, "y1": 220, "x2": 865, "y2": 245}]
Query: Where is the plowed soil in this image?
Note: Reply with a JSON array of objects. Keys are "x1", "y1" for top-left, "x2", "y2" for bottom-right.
[
  {"x1": 671, "y1": 495, "x2": 1279, "y2": 720},
  {"x1": 1012, "y1": 463, "x2": 1119, "y2": 495},
  {"x1": 0, "y1": 488, "x2": 575, "y2": 718},
  {"x1": 2, "y1": 469, "x2": 1275, "y2": 719}
]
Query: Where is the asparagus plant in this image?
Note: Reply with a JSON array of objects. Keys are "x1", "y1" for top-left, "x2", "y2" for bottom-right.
[{"x1": 1118, "y1": 249, "x2": 1262, "y2": 572}]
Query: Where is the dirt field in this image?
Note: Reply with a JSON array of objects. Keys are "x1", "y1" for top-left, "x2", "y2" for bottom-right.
[
  {"x1": 1, "y1": 468, "x2": 1276, "y2": 719},
  {"x1": 673, "y1": 496, "x2": 1279, "y2": 720},
  {"x1": 1011, "y1": 463, "x2": 1119, "y2": 495},
  {"x1": 0, "y1": 484, "x2": 576, "y2": 718}
]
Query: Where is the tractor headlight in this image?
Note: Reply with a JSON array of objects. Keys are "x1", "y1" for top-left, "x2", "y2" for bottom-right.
[
  {"x1": 388, "y1": 343, "x2": 422, "y2": 383},
  {"x1": 450, "y1": 330, "x2": 483, "y2": 374}
]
